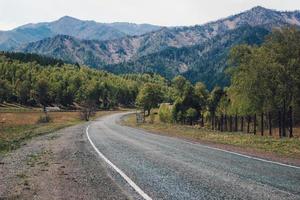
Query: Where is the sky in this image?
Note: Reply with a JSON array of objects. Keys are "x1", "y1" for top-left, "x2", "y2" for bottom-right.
[{"x1": 0, "y1": 0, "x2": 300, "y2": 30}]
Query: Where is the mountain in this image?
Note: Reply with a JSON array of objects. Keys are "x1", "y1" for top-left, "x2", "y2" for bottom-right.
[
  {"x1": 0, "y1": 16, "x2": 162, "y2": 50},
  {"x1": 13, "y1": 7, "x2": 300, "y2": 88}
]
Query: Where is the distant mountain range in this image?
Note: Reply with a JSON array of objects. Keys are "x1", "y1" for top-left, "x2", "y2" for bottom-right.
[
  {"x1": 3, "y1": 6, "x2": 300, "y2": 89},
  {"x1": 0, "y1": 16, "x2": 162, "y2": 50}
]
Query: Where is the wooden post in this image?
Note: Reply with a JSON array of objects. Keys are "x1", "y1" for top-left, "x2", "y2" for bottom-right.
[
  {"x1": 261, "y1": 112, "x2": 264, "y2": 136},
  {"x1": 253, "y1": 114, "x2": 257, "y2": 135},
  {"x1": 235, "y1": 114, "x2": 238, "y2": 132},
  {"x1": 278, "y1": 110, "x2": 282, "y2": 138},
  {"x1": 288, "y1": 106, "x2": 293, "y2": 138},
  {"x1": 241, "y1": 116, "x2": 244, "y2": 132},
  {"x1": 268, "y1": 112, "x2": 272, "y2": 136}
]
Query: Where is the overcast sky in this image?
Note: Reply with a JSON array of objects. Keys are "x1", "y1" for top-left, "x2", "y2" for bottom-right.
[{"x1": 0, "y1": 0, "x2": 300, "y2": 30}]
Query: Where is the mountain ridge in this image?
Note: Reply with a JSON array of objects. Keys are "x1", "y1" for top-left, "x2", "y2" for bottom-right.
[
  {"x1": 0, "y1": 16, "x2": 162, "y2": 50},
  {"x1": 9, "y1": 6, "x2": 300, "y2": 88}
]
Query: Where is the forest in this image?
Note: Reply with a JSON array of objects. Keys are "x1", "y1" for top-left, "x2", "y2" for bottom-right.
[
  {"x1": 1, "y1": 27, "x2": 300, "y2": 135},
  {"x1": 0, "y1": 52, "x2": 171, "y2": 110},
  {"x1": 136, "y1": 27, "x2": 300, "y2": 137}
]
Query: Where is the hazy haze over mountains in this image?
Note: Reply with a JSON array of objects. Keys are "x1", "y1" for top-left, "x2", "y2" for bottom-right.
[{"x1": 0, "y1": 16, "x2": 162, "y2": 50}]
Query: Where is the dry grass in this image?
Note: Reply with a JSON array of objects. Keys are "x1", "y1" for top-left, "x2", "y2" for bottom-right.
[
  {"x1": 122, "y1": 114, "x2": 300, "y2": 159},
  {"x1": 0, "y1": 110, "x2": 122, "y2": 154}
]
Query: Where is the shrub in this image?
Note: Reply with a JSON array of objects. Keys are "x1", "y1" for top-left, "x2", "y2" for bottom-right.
[
  {"x1": 149, "y1": 112, "x2": 155, "y2": 124},
  {"x1": 37, "y1": 114, "x2": 51, "y2": 124},
  {"x1": 159, "y1": 103, "x2": 173, "y2": 123}
]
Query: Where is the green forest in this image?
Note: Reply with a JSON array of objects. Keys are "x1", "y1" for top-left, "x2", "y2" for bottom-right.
[{"x1": 0, "y1": 52, "x2": 171, "y2": 109}]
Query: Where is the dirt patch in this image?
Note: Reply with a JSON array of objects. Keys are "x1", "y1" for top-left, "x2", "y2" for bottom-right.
[{"x1": 0, "y1": 122, "x2": 130, "y2": 199}]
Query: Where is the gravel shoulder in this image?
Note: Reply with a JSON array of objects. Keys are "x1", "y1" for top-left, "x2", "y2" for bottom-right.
[{"x1": 0, "y1": 120, "x2": 130, "y2": 199}]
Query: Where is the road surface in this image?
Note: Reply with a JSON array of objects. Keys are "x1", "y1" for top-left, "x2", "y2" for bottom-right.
[{"x1": 87, "y1": 113, "x2": 300, "y2": 200}]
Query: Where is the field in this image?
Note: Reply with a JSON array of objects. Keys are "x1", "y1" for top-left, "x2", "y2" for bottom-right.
[
  {"x1": 122, "y1": 113, "x2": 300, "y2": 159},
  {"x1": 0, "y1": 108, "x2": 120, "y2": 154}
]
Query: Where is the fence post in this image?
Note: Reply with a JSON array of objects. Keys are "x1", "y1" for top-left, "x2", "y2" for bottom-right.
[
  {"x1": 253, "y1": 114, "x2": 257, "y2": 135},
  {"x1": 278, "y1": 110, "x2": 282, "y2": 138},
  {"x1": 268, "y1": 112, "x2": 272, "y2": 136},
  {"x1": 288, "y1": 106, "x2": 293, "y2": 138},
  {"x1": 241, "y1": 116, "x2": 244, "y2": 132},
  {"x1": 261, "y1": 112, "x2": 264, "y2": 136}
]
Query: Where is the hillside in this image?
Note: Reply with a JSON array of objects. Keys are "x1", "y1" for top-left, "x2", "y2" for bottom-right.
[
  {"x1": 0, "y1": 16, "x2": 161, "y2": 50},
  {"x1": 12, "y1": 6, "x2": 300, "y2": 88}
]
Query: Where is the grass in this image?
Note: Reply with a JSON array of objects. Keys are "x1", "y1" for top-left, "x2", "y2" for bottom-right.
[
  {"x1": 122, "y1": 113, "x2": 300, "y2": 159},
  {"x1": 0, "y1": 110, "x2": 123, "y2": 154}
]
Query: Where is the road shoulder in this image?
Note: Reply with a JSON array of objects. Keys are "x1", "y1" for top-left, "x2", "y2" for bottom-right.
[{"x1": 0, "y1": 121, "x2": 130, "y2": 199}]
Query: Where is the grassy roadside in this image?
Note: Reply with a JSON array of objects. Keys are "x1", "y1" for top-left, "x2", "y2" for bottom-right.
[
  {"x1": 0, "y1": 110, "x2": 123, "y2": 154},
  {"x1": 122, "y1": 114, "x2": 300, "y2": 159}
]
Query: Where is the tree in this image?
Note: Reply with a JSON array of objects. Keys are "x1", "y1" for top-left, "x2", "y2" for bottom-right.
[
  {"x1": 136, "y1": 83, "x2": 164, "y2": 116},
  {"x1": 228, "y1": 27, "x2": 300, "y2": 116},
  {"x1": 0, "y1": 80, "x2": 12, "y2": 103},
  {"x1": 35, "y1": 79, "x2": 49, "y2": 107},
  {"x1": 17, "y1": 81, "x2": 31, "y2": 104},
  {"x1": 186, "y1": 108, "x2": 197, "y2": 125}
]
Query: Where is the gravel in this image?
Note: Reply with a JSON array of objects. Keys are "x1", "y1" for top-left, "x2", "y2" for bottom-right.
[{"x1": 0, "y1": 121, "x2": 130, "y2": 199}]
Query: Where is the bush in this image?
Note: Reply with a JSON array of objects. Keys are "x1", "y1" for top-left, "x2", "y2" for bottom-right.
[
  {"x1": 37, "y1": 114, "x2": 51, "y2": 123},
  {"x1": 159, "y1": 103, "x2": 173, "y2": 123},
  {"x1": 149, "y1": 112, "x2": 155, "y2": 124}
]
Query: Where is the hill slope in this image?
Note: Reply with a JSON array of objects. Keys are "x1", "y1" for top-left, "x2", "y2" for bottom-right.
[{"x1": 14, "y1": 7, "x2": 300, "y2": 88}]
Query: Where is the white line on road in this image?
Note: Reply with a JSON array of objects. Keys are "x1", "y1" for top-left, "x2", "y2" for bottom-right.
[
  {"x1": 124, "y1": 125, "x2": 300, "y2": 170},
  {"x1": 86, "y1": 125, "x2": 152, "y2": 200},
  {"x1": 196, "y1": 143, "x2": 300, "y2": 170}
]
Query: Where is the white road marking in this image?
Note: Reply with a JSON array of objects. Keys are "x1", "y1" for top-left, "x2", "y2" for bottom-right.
[
  {"x1": 86, "y1": 125, "x2": 152, "y2": 200},
  {"x1": 124, "y1": 125, "x2": 300, "y2": 170},
  {"x1": 196, "y1": 143, "x2": 300, "y2": 170}
]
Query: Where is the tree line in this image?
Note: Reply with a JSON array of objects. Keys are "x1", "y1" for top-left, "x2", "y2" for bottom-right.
[
  {"x1": 0, "y1": 53, "x2": 170, "y2": 110},
  {"x1": 136, "y1": 27, "x2": 300, "y2": 135}
]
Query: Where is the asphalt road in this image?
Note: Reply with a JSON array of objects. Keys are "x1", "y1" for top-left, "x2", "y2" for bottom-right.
[{"x1": 87, "y1": 113, "x2": 300, "y2": 200}]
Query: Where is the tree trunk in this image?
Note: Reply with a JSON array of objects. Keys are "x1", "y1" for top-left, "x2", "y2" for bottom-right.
[
  {"x1": 229, "y1": 116, "x2": 233, "y2": 132},
  {"x1": 224, "y1": 115, "x2": 227, "y2": 131},
  {"x1": 220, "y1": 115, "x2": 224, "y2": 132},
  {"x1": 282, "y1": 100, "x2": 286, "y2": 137},
  {"x1": 247, "y1": 116, "x2": 251, "y2": 134},
  {"x1": 261, "y1": 112, "x2": 264, "y2": 136},
  {"x1": 253, "y1": 114, "x2": 257, "y2": 135},
  {"x1": 268, "y1": 112, "x2": 272, "y2": 136},
  {"x1": 288, "y1": 106, "x2": 293, "y2": 138},
  {"x1": 235, "y1": 114, "x2": 238, "y2": 132},
  {"x1": 241, "y1": 116, "x2": 244, "y2": 132},
  {"x1": 278, "y1": 110, "x2": 282, "y2": 138}
]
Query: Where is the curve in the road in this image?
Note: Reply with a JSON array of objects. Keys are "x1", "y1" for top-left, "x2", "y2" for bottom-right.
[{"x1": 86, "y1": 112, "x2": 300, "y2": 200}]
